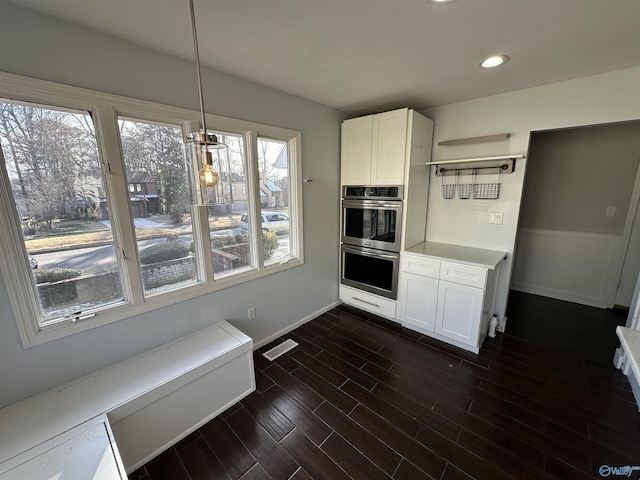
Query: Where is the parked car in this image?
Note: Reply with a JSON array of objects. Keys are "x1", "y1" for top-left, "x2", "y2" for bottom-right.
[
  {"x1": 239, "y1": 212, "x2": 289, "y2": 234},
  {"x1": 29, "y1": 255, "x2": 38, "y2": 269}
]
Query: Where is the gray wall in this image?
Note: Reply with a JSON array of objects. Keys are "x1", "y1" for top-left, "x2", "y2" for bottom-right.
[
  {"x1": 423, "y1": 64, "x2": 640, "y2": 319},
  {"x1": 0, "y1": 0, "x2": 345, "y2": 408},
  {"x1": 520, "y1": 122, "x2": 640, "y2": 234}
]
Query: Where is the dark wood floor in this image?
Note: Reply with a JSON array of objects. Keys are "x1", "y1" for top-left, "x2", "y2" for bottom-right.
[
  {"x1": 130, "y1": 304, "x2": 640, "y2": 480},
  {"x1": 506, "y1": 290, "x2": 628, "y2": 367}
]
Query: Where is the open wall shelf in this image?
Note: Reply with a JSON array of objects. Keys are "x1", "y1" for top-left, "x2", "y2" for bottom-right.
[{"x1": 426, "y1": 155, "x2": 524, "y2": 176}]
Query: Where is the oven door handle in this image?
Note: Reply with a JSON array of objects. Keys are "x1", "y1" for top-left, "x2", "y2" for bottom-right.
[
  {"x1": 342, "y1": 199, "x2": 401, "y2": 209},
  {"x1": 342, "y1": 245, "x2": 398, "y2": 260}
]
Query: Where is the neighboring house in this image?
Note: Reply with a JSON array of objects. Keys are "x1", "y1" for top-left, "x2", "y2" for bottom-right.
[
  {"x1": 271, "y1": 146, "x2": 289, "y2": 207},
  {"x1": 128, "y1": 172, "x2": 159, "y2": 218},
  {"x1": 220, "y1": 172, "x2": 248, "y2": 211},
  {"x1": 260, "y1": 179, "x2": 283, "y2": 208},
  {"x1": 71, "y1": 175, "x2": 104, "y2": 220}
]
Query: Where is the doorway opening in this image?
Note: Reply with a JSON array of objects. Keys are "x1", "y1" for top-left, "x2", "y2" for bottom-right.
[{"x1": 508, "y1": 120, "x2": 640, "y2": 364}]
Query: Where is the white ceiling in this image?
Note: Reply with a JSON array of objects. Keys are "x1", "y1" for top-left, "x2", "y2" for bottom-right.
[{"x1": 8, "y1": 0, "x2": 640, "y2": 114}]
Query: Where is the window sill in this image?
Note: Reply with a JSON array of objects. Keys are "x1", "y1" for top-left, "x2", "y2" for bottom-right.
[{"x1": 25, "y1": 258, "x2": 303, "y2": 348}]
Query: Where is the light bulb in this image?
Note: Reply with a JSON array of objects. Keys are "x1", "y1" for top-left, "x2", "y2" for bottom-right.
[
  {"x1": 480, "y1": 55, "x2": 509, "y2": 68},
  {"x1": 199, "y1": 163, "x2": 219, "y2": 187}
]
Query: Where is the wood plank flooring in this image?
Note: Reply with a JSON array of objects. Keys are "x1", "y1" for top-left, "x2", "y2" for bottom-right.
[
  {"x1": 506, "y1": 290, "x2": 628, "y2": 367},
  {"x1": 130, "y1": 304, "x2": 640, "y2": 480}
]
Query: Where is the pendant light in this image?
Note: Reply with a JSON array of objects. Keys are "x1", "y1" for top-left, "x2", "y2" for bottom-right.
[{"x1": 185, "y1": 0, "x2": 227, "y2": 204}]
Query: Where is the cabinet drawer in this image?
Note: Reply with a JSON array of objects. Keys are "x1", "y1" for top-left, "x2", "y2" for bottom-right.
[
  {"x1": 440, "y1": 262, "x2": 487, "y2": 288},
  {"x1": 340, "y1": 285, "x2": 396, "y2": 320},
  {"x1": 401, "y1": 254, "x2": 440, "y2": 278}
]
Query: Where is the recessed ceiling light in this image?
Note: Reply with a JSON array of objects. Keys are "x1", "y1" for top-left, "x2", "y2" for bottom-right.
[
  {"x1": 429, "y1": 0, "x2": 456, "y2": 4},
  {"x1": 480, "y1": 55, "x2": 510, "y2": 68}
]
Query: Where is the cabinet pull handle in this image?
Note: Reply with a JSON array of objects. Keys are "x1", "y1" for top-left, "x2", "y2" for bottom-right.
[{"x1": 352, "y1": 297, "x2": 380, "y2": 308}]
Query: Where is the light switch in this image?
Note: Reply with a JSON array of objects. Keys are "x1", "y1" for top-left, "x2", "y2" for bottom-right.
[
  {"x1": 489, "y1": 212, "x2": 503, "y2": 224},
  {"x1": 605, "y1": 206, "x2": 616, "y2": 217}
]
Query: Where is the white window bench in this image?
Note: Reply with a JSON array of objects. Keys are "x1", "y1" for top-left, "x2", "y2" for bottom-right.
[
  {"x1": 0, "y1": 321, "x2": 255, "y2": 478},
  {"x1": 616, "y1": 326, "x2": 640, "y2": 411}
]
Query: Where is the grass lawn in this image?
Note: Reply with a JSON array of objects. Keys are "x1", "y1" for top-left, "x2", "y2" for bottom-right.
[
  {"x1": 25, "y1": 215, "x2": 241, "y2": 253},
  {"x1": 25, "y1": 227, "x2": 187, "y2": 253}
]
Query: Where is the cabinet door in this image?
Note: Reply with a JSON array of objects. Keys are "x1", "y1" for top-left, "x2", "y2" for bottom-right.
[
  {"x1": 371, "y1": 109, "x2": 408, "y2": 185},
  {"x1": 435, "y1": 280, "x2": 484, "y2": 347},
  {"x1": 341, "y1": 116, "x2": 372, "y2": 185},
  {"x1": 397, "y1": 272, "x2": 438, "y2": 332}
]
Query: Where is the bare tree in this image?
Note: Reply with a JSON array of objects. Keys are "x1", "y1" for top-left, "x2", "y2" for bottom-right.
[
  {"x1": 119, "y1": 119, "x2": 189, "y2": 218},
  {"x1": 0, "y1": 102, "x2": 100, "y2": 230}
]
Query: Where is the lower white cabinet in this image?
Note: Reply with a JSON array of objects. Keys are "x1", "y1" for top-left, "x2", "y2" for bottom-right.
[
  {"x1": 397, "y1": 246, "x2": 503, "y2": 353},
  {"x1": 434, "y1": 280, "x2": 484, "y2": 346},
  {"x1": 397, "y1": 272, "x2": 438, "y2": 331}
]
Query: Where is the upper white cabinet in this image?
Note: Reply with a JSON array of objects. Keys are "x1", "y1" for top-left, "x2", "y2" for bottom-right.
[
  {"x1": 370, "y1": 109, "x2": 409, "y2": 185},
  {"x1": 341, "y1": 108, "x2": 428, "y2": 187},
  {"x1": 341, "y1": 115, "x2": 373, "y2": 185}
]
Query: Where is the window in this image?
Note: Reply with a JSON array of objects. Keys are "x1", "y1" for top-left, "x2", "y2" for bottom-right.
[
  {"x1": 119, "y1": 117, "x2": 198, "y2": 295},
  {"x1": 0, "y1": 72, "x2": 303, "y2": 347},
  {"x1": 258, "y1": 136, "x2": 293, "y2": 266},
  {"x1": 0, "y1": 99, "x2": 125, "y2": 322},
  {"x1": 204, "y1": 130, "x2": 255, "y2": 277}
]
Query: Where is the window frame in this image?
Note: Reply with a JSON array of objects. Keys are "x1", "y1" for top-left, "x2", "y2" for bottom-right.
[{"x1": 0, "y1": 71, "x2": 303, "y2": 348}]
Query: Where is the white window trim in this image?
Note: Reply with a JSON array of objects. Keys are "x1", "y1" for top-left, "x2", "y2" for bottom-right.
[{"x1": 0, "y1": 71, "x2": 303, "y2": 348}]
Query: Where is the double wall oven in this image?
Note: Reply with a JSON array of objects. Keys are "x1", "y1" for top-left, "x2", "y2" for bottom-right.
[{"x1": 340, "y1": 186, "x2": 403, "y2": 299}]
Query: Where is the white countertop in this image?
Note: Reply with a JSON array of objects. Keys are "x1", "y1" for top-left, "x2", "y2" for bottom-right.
[
  {"x1": 617, "y1": 326, "x2": 640, "y2": 380},
  {"x1": 404, "y1": 241, "x2": 506, "y2": 270}
]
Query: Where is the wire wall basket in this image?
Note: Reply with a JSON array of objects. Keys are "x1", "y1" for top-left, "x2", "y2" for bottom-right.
[
  {"x1": 437, "y1": 167, "x2": 502, "y2": 200},
  {"x1": 442, "y1": 184, "x2": 456, "y2": 199},
  {"x1": 473, "y1": 183, "x2": 500, "y2": 199},
  {"x1": 457, "y1": 183, "x2": 473, "y2": 199},
  {"x1": 441, "y1": 171, "x2": 457, "y2": 199}
]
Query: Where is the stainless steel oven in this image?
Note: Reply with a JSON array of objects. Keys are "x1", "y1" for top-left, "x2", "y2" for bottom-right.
[
  {"x1": 341, "y1": 244, "x2": 400, "y2": 299},
  {"x1": 341, "y1": 185, "x2": 403, "y2": 252},
  {"x1": 340, "y1": 186, "x2": 403, "y2": 300}
]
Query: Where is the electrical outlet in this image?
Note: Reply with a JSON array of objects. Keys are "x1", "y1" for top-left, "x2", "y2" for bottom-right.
[
  {"x1": 489, "y1": 212, "x2": 503, "y2": 224},
  {"x1": 605, "y1": 206, "x2": 616, "y2": 217},
  {"x1": 248, "y1": 306, "x2": 256, "y2": 321}
]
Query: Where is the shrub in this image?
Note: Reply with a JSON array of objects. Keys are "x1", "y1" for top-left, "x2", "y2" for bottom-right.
[
  {"x1": 33, "y1": 268, "x2": 81, "y2": 284},
  {"x1": 262, "y1": 231, "x2": 279, "y2": 259},
  {"x1": 169, "y1": 205, "x2": 183, "y2": 226},
  {"x1": 139, "y1": 241, "x2": 191, "y2": 265},
  {"x1": 211, "y1": 235, "x2": 238, "y2": 249},
  {"x1": 209, "y1": 231, "x2": 278, "y2": 259}
]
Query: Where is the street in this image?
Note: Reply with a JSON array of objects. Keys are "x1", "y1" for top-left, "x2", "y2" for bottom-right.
[{"x1": 33, "y1": 229, "x2": 290, "y2": 271}]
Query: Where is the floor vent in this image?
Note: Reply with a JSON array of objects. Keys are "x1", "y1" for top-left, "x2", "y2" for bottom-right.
[{"x1": 263, "y1": 339, "x2": 299, "y2": 361}]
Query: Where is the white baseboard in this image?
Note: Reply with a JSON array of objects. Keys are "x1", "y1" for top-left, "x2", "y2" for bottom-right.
[
  {"x1": 252, "y1": 300, "x2": 341, "y2": 350},
  {"x1": 510, "y1": 284, "x2": 608, "y2": 308},
  {"x1": 512, "y1": 228, "x2": 622, "y2": 308}
]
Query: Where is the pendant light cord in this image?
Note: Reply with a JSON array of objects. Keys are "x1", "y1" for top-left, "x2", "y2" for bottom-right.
[{"x1": 188, "y1": 0, "x2": 209, "y2": 147}]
